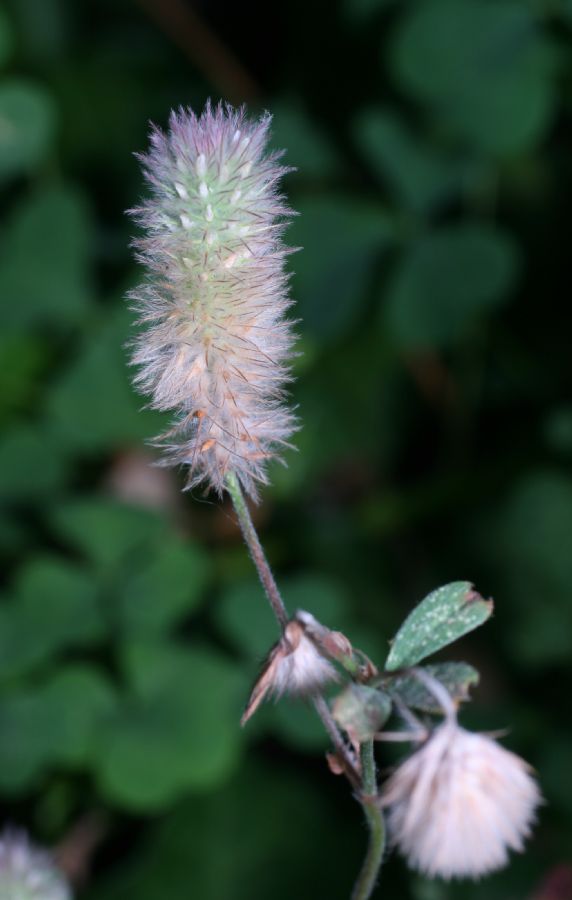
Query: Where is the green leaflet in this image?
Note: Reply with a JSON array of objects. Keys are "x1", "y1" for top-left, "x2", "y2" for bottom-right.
[
  {"x1": 385, "y1": 581, "x2": 493, "y2": 671},
  {"x1": 385, "y1": 662, "x2": 479, "y2": 714}
]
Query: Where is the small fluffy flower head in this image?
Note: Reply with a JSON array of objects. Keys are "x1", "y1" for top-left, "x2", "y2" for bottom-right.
[
  {"x1": 129, "y1": 102, "x2": 297, "y2": 499},
  {"x1": 0, "y1": 830, "x2": 71, "y2": 900},
  {"x1": 381, "y1": 720, "x2": 541, "y2": 879},
  {"x1": 241, "y1": 612, "x2": 339, "y2": 725}
]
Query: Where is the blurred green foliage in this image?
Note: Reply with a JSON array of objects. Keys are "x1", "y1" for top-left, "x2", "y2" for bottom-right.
[{"x1": 0, "y1": 0, "x2": 571, "y2": 897}]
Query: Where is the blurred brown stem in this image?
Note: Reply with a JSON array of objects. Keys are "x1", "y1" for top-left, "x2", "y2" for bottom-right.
[
  {"x1": 134, "y1": 0, "x2": 261, "y2": 104},
  {"x1": 54, "y1": 812, "x2": 107, "y2": 888}
]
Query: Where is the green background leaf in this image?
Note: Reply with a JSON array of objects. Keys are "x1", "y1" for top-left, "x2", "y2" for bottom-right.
[
  {"x1": 390, "y1": 0, "x2": 557, "y2": 154},
  {"x1": 0, "y1": 184, "x2": 92, "y2": 328},
  {"x1": 0, "y1": 80, "x2": 56, "y2": 180},
  {"x1": 384, "y1": 224, "x2": 520, "y2": 348}
]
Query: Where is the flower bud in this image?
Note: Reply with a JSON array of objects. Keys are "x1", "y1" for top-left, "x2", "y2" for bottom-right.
[
  {"x1": 0, "y1": 830, "x2": 71, "y2": 900},
  {"x1": 381, "y1": 720, "x2": 541, "y2": 879},
  {"x1": 128, "y1": 103, "x2": 297, "y2": 499},
  {"x1": 241, "y1": 611, "x2": 339, "y2": 725}
]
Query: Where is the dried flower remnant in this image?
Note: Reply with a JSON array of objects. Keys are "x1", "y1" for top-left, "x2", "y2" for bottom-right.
[
  {"x1": 0, "y1": 830, "x2": 71, "y2": 900},
  {"x1": 381, "y1": 719, "x2": 541, "y2": 879},
  {"x1": 129, "y1": 103, "x2": 297, "y2": 499},
  {"x1": 241, "y1": 612, "x2": 341, "y2": 725}
]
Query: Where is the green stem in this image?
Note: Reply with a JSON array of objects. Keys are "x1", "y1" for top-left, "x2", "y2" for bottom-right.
[
  {"x1": 351, "y1": 742, "x2": 385, "y2": 900},
  {"x1": 360, "y1": 738, "x2": 377, "y2": 796}
]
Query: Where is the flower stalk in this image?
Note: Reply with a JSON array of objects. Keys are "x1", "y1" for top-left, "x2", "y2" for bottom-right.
[
  {"x1": 351, "y1": 742, "x2": 385, "y2": 900},
  {"x1": 225, "y1": 470, "x2": 288, "y2": 628}
]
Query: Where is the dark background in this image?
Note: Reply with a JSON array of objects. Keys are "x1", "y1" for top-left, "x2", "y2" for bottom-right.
[{"x1": 1, "y1": 0, "x2": 571, "y2": 897}]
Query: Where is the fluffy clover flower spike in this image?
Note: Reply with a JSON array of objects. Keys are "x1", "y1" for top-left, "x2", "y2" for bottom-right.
[
  {"x1": 381, "y1": 718, "x2": 542, "y2": 880},
  {"x1": 129, "y1": 103, "x2": 297, "y2": 499},
  {"x1": 0, "y1": 830, "x2": 71, "y2": 900},
  {"x1": 241, "y1": 611, "x2": 343, "y2": 725}
]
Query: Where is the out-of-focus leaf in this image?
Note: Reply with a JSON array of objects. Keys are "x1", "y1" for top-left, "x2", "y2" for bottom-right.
[
  {"x1": 538, "y1": 735, "x2": 572, "y2": 817},
  {"x1": 0, "y1": 8, "x2": 14, "y2": 67},
  {"x1": 354, "y1": 108, "x2": 474, "y2": 214},
  {"x1": 0, "y1": 692, "x2": 65, "y2": 791},
  {"x1": 385, "y1": 581, "x2": 493, "y2": 670},
  {"x1": 0, "y1": 513, "x2": 27, "y2": 555},
  {"x1": 543, "y1": 407, "x2": 572, "y2": 454},
  {"x1": 480, "y1": 472, "x2": 572, "y2": 665},
  {"x1": 38, "y1": 666, "x2": 117, "y2": 766},
  {"x1": 343, "y1": 0, "x2": 396, "y2": 23},
  {"x1": 14, "y1": 555, "x2": 103, "y2": 644},
  {"x1": 118, "y1": 538, "x2": 210, "y2": 634},
  {"x1": 0, "y1": 556, "x2": 103, "y2": 681},
  {"x1": 270, "y1": 100, "x2": 341, "y2": 177},
  {"x1": 289, "y1": 196, "x2": 393, "y2": 341},
  {"x1": 215, "y1": 573, "x2": 348, "y2": 660},
  {"x1": 332, "y1": 683, "x2": 392, "y2": 742},
  {"x1": 270, "y1": 698, "x2": 329, "y2": 751},
  {"x1": 0, "y1": 185, "x2": 93, "y2": 328},
  {"x1": 92, "y1": 760, "x2": 358, "y2": 900},
  {"x1": 384, "y1": 223, "x2": 520, "y2": 348},
  {"x1": 214, "y1": 579, "x2": 279, "y2": 660},
  {"x1": 389, "y1": 0, "x2": 557, "y2": 155},
  {"x1": 0, "y1": 80, "x2": 56, "y2": 180},
  {"x1": 386, "y1": 662, "x2": 479, "y2": 714},
  {"x1": 47, "y1": 309, "x2": 167, "y2": 451},
  {"x1": 282, "y1": 574, "x2": 348, "y2": 626},
  {"x1": 8, "y1": 0, "x2": 68, "y2": 62},
  {"x1": 50, "y1": 497, "x2": 167, "y2": 568},
  {"x1": 0, "y1": 426, "x2": 69, "y2": 500},
  {"x1": 0, "y1": 665, "x2": 115, "y2": 791},
  {"x1": 96, "y1": 642, "x2": 245, "y2": 810},
  {"x1": 0, "y1": 333, "x2": 50, "y2": 422}
]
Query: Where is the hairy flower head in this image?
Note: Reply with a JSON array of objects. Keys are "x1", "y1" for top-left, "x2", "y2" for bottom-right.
[
  {"x1": 0, "y1": 830, "x2": 71, "y2": 900},
  {"x1": 129, "y1": 103, "x2": 297, "y2": 498},
  {"x1": 381, "y1": 719, "x2": 541, "y2": 879}
]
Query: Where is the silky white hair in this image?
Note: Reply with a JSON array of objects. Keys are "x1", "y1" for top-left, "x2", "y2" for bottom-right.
[{"x1": 381, "y1": 719, "x2": 541, "y2": 879}]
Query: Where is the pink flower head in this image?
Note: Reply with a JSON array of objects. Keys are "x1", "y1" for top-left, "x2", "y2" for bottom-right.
[
  {"x1": 128, "y1": 103, "x2": 297, "y2": 499},
  {"x1": 0, "y1": 829, "x2": 70, "y2": 900}
]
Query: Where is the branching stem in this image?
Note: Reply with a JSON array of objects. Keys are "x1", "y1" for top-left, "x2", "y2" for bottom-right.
[{"x1": 225, "y1": 472, "x2": 385, "y2": 898}]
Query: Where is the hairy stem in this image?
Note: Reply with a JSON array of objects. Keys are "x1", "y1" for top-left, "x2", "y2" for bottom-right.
[
  {"x1": 225, "y1": 471, "x2": 289, "y2": 629},
  {"x1": 351, "y1": 742, "x2": 385, "y2": 900},
  {"x1": 225, "y1": 472, "x2": 358, "y2": 776}
]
